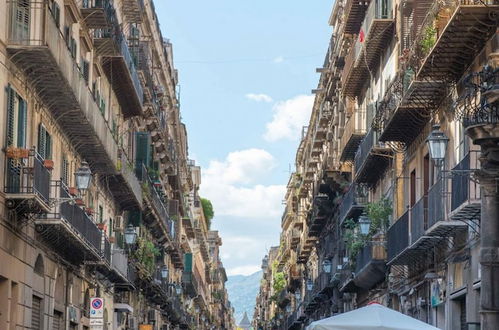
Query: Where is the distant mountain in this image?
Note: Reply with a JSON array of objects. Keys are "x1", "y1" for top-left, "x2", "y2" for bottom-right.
[{"x1": 226, "y1": 270, "x2": 262, "y2": 326}]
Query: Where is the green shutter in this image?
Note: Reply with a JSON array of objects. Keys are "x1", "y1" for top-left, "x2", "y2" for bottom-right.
[
  {"x1": 38, "y1": 124, "x2": 46, "y2": 158},
  {"x1": 46, "y1": 133, "x2": 52, "y2": 159},
  {"x1": 184, "y1": 253, "x2": 193, "y2": 272},
  {"x1": 17, "y1": 97, "x2": 27, "y2": 148},
  {"x1": 135, "y1": 132, "x2": 151, "y2": 172},
  {"x1": 6, "y1": 85, "x2": 15, "y2": 147}
]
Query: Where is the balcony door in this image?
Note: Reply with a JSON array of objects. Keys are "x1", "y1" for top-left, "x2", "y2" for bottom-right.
[{"x1": 10, "y1": 0, "x2": 30, "y2": 43}]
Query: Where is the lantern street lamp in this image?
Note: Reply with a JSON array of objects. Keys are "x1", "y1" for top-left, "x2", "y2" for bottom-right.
[
  {"x1": 358, "y1": 214, "x2": 372, "y2": 235},
  {"x1": 75, "y1": 161, "x2": 92, "y2": 191},
  {"x1": 426, "y1": 125, "x2": 449, "y2": 167},
  {"x1": 160, "y1": 265, "x2": 169, "y2": 280},
  {"x1": 322, "y1": 259, "x2": 332, "y2": 273},
  {"x1": 306, "y1": 279, "x2": 313, "y2": 292},
  {"x1": 294, "y1": 291, "x2": 301, "y2": 301},
  {"x1": 124, "y1": 225, "x2": 137, "y2": 245}
]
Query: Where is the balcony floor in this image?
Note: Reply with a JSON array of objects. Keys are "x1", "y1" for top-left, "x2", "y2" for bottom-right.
[
  {"x1": 340, "y1": 133, "x2": 365, "y2": 162},
  {"x1": 35, "y1": 218, "x2": 101, "y2": 265},
  {"x1": 450, "y1": 202, "x2": 481, "y2": 222},
  {"x1": 417, "y1": 5, "x2": 499, "y2": 81},
  {"x1": 353, "y1": 260, "x2": 386, "y2": 290},
  {"x1": 7, "y1": 45, "x2": 116, "y2": 174},
  {"x1": 80, "y1": 8, "x2": 109, "y2": 28},
  {"x1": 102, "y1": 57, "x2": 143, "y2": 118},
  {"x1": 355, "y1": 147, "x2": 392, "y2": 187}
]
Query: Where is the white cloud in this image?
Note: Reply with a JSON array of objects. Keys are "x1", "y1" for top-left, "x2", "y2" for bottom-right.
[
  {"x1": 245, "y1": 93, "x2": 273, "y2": 103},
  {"x1": 273, "y1": 56, "x2": 284, "y2": 63},
  {"x1": 204, "y1": 148, "x2": 277, "y2": 185},
  {"x1": 200, "y1": 149, "x2": 286, "y2": 219},
  {"x1": 227, "y1": 265, "x2": 262, "y2": 276},
  {"x1": 263, "y1": 94, "x2": 314, "y2": 142}
]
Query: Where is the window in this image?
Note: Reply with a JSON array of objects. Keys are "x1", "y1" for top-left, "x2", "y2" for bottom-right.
[
  {"x1": 5, "y1": 85, "x2": 27, "y2": 148},
  {"x1": 34, "y1": 255, "x2": 44, "y2": 276},
  {"x1": 61, "y1": 157, "x2": 69, "y2": 185},
  {"x1": 50, "y1": 1, "x2": 60, "y2": 27},
  {"x1": 31, "y1": 296, "x2": 42, "y2": 330},
  {"x1": 37, "y1": 124, "x2": 52, "y2": 159},
  {"x1": 10, "y1": 0, "x2": 30, "y2": 42},
  {"x1": 81, "y1": 58, "x2": 90, "y2": 83},
  {"x1": 99, "y1": 205, "x2": 103, "y2": 223}
]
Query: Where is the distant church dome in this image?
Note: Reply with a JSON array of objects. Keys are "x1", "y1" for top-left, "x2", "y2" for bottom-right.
[{"x1": 238, "y1": 311, "x2": 251, "y2": 329}]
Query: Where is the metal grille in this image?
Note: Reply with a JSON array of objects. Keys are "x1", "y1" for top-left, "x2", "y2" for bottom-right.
[
  {"x1": 31, "y1": 295, "x2": 42, "y2": 330},
  {"x1": 387, "y1": 211, "x2": 409, "y2": 263}
]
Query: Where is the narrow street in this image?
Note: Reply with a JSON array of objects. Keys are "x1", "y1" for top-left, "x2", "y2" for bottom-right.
[{"x1": 0, "y1": 1, "x2": 498, "y2": 330}]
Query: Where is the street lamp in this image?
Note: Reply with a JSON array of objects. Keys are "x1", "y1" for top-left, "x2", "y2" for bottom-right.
[
  {"x1": 160, "y1": 265, "x2": 169, "y2": 280},
  {"x1": 426, "y1": 125, "x2": 449, "y2": 167},
  {"x1": 124, "y1": 225, "x2": 137, "y2": 245},
  {"x1": 358, "y1": 214, "x2": 372, "y2": 235},
  {"x1": 322, "y1": 259, "x2": 332, "y2": 273},
  {"x1": 294, "y1": 291, "x2": 301, "y2": 301},
  {"x1": 306, "y1": 279, "x2": 313, "y2": 291},
  {"x1": 75, "y1": 161, "x2": 92, "y2": 191}
]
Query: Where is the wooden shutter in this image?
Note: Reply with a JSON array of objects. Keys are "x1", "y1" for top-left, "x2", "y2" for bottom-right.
[
  {"x1": 53, "y1": 311, "x2": 63, "y2": 330},
  {"x1": 31, "y1": 296, "x2": 42, "y2": 330},
  {"x1": 16, "y1": 97, "x2": 27, "y2": 148},
  {"x1": 38, "y1": 124, "x2": 46, "y2": 158},
  {"x1": 134, "y1": 132, "x2": 151, "y2": 171},
  {"x1": 61, "y1": 158, "x2": 69, "y2": 184},
  {"x1": 46, "y1": 133, "x2": 52, "y2": 159},
  {"x1": 5, "y1": 85, "x2": 15, "y2": 147},
  {"x1": 184, "y1": 253, "x2": 193, "y2": 272}
]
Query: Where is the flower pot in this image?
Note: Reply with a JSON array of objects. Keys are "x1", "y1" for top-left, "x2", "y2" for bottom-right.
[
  {"x1": 109, "y1": 236, "x2": 115, "y2": 243},
  {"x1": 75, "y1": 198, "x2": 84, "y2": 206},
  {"x1": 85, "y1": 207, "x2": 94, "y2": 216},
  {"x1": 6, "y1": 147, "x2": 30, "y2": 159},
  {"x1": 43, "y1": 159, "x2": 54, "y2": 170},
  {"x1": 68, "y1": 187, "x2": 78, "y2": 196},
  {"x1": 97, "y1": 223, "x2": 106, "y2": 230}
]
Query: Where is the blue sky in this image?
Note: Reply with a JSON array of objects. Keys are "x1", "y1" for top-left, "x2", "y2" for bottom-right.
[{"x1": 156, "y1": 1, "x2": 332, "y2": 275}]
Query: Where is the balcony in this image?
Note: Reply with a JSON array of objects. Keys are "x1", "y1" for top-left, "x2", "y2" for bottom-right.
[
  {"x1": 354, "y1": 129, "x2": 392, "y2": 187},
  {"x1": 307, "y1": 195, "x2": 333, "y2": 236},
  {"x1": 388, "y1": 180, "x2": 468, "y2": 266},
  {"x1": 339, "y1": 110, "x2": 366, "y2": 162},
  {"x1": 343, "y1": 0, "x2": 372, "y2": 34},
  {"x1": 182, "y1": 272, "x2": 199, "y2": 298},
  {"x1": 182, "y1": 216, "x2": 196, "y2": 239},
  {"x1": 7, "y1": 3, "x2": 118, "y2": 174},
  {"x1": 137, "y1": 165, "x2": 174, "y2": 243},
  {"x1": 95, "y1": 28, "x2": 144, "y2": 118},
  {"x1": 122, "y1": 0, "x2": 144, "y2": 22},
  {"x1": 4, "y1": 150, "x2": 51, "y2": 214},
  {"x1": 104, "y1": 158, "x2": 142, "y2": 210},
  {"x1": 342, "y1": 0, "x2": 394, "y2": 97},
  {"x1": 35, "y1": 182, "x2": 103, "y2": 264},
  {"x1": 416, "y1": 0, "x2": 499, "y2": 81},
  {"x1": 353, "y1": 243, "x2": 386, "y2": 290},
  {"x1": 449, "y1": 152, "x2": 480, "y2": 222},
  {"x1": 80, "y1": 0, "x2": 116, "y2": 28},
  {"x1": 338, "y1": 183, "x2": 368, "y2": 226},
  {"x1": 374, "y1": 75, "x2": 446, "y2": 144}
]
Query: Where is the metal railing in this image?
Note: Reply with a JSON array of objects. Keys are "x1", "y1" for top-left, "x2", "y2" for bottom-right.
[
  {"x1": 101, "y1": 234, "x2": 111, "y2": 264},
  {"x1": 428, "y1": 178, "x2": 445, "y2": 228},
  {"x1": 354, "y1": 129, "x2": 376, "y2": 173},
  {"x1": 41, "y1": 182, "x2": 102, "y2": 254},
  {"x1": 339, "y1": 183, "x2": 368, "y2": 224},
  {"x1": 5, "y1": 150, "x2": 51, "y2": 203},
  {"x1": 112, "y1": 249, "x2": 128, "y2": 278},
  {"x1": 410, "y1": 196, "x2": 427, "y2": 244},
  {"x1": 387, "y1": 210, "x2": 409, "y2": 263},
  {"x1": 451, "y1": 152, "x2": 480, "y2": 212},
  {"x1": 116, "y1": 34, "x2": 144, "y2": 106},
  {"x1": 355, "y1": 244, "x2": 373, "y2": 274}
]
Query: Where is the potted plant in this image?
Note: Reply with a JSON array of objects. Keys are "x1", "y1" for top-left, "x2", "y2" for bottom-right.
[
  {"x1": 5, "y1": 146, "x2": 30, "y2": 159},
  {"x1": 85, "y1": 207, "x2": 94, "y2": 216},
  {"x1": 97, "y1": 223, "x2": 106, "y2": 231},
  {"x1": 43, "y1": 159, "x2": 54, "y2": 170},
  {"x1": 109, "y1": 236, "x2": 116, "y2": 243},
  {"x1": 75, "y1": 198, "x2": 85, "y2": 206}
]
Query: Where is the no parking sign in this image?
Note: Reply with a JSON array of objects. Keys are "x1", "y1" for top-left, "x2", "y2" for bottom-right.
[{"x1": 90, "y1": 297, "x2": 104, "y2": 318}]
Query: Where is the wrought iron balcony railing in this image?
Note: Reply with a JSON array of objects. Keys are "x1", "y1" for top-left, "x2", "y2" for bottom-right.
[
  {"x1": 4, "y1": 150, "x2": 51, "y2": 213},
  {"x1": 354, "y1": 129, "x2": 392, "y2": 186},
  {"x1": 387, "y1": 210, "x2": 409, "y2": 264},
  {"x1": 339, "y1": 183, "x2": 368, "y2": 226}
]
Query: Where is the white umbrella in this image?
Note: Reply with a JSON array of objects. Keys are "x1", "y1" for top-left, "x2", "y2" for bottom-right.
[{"x1": 306, "y1": 303, "x2": 440, "y2": 330}]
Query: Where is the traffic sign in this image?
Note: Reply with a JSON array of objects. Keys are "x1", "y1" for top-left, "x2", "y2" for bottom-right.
[{"x1": 90, "y1": 297, "x2": 104, "y2": 318}]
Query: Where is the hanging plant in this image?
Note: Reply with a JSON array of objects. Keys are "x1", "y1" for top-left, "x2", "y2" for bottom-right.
[
  {"x1": 366, "y1": 197, "x2": 392, "y2": 234},
  {"x1": 420, "y1": 24, "x2": 437, "y2": 55}
]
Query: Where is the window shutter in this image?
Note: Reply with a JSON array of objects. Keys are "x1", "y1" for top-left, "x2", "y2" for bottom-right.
[
  {"x1": 6, "y1": 85, "x2": 15, "y2": 147},
  {"x1": 61, "y1": 158, "x2": 69, "y2": 184},
  {"x1": 46, "y1": 132, "x2": 52, "y2": 159},
  {"x1": 18, "y1": 97, "x2": 27, "y2": 148},
  {"x1": 184, "y1": 253, "x2": 193, "y2": 272},
  {"x1": 134, "y1": 132, "x2": 151, "y2": 172},
  {"x1": 38, "y1": 124, "x2": 46, "y2": 158}
]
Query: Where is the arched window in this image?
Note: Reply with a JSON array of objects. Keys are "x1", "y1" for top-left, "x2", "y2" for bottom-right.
[{"x1": 34, "y1": 254, "x2": 44, "y2": 276}]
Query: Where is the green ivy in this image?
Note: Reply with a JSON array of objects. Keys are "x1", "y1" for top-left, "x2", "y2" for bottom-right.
[
  {"x1": 420, "y1": 25, "x2": 437, "y2": 55},
  {"x1": 132, "y1": 237, "x2": 160, "y2": 275},
  {"x1": 366, "y1": 197, "x2": 392, "y2": 234},
  {"x1": 272, "y1": 272, "x2": 287, "y2": 294},
  {"x1": 201, "y1": 197, "x2": 214, "y2": 229}
]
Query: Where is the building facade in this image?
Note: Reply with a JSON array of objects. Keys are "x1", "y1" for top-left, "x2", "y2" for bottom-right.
[
  {"x1": 0, "y1": 0, "x2": 234, "y2": 329},
  {"x1": 254, "y1": 0, "x2": 499, "y2": 329}
]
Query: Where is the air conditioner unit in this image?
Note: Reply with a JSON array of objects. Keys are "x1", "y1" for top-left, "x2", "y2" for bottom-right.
[{"x1": 114, "y1": 216, "x2": 124, "y2": 232}]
